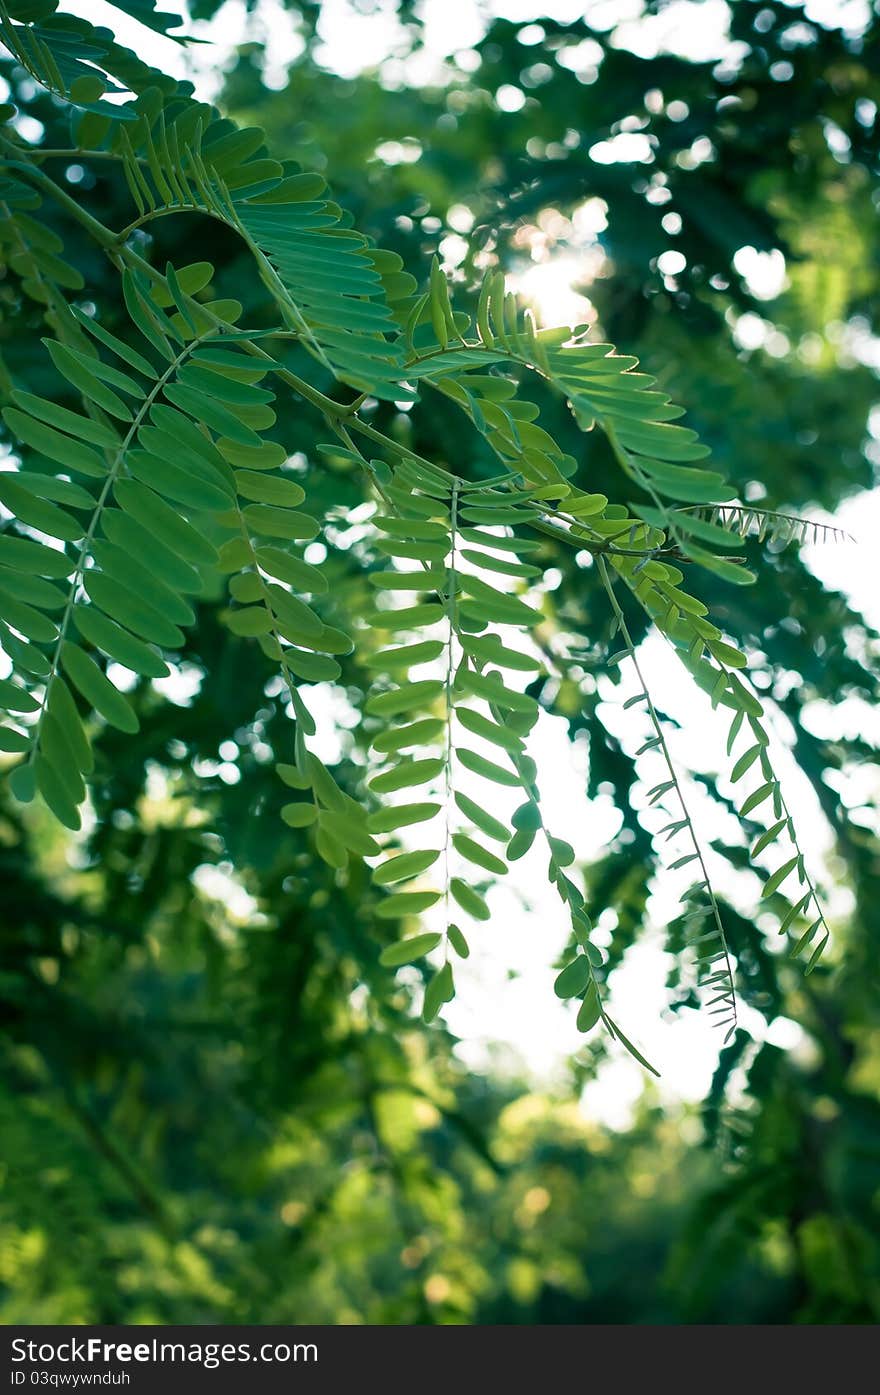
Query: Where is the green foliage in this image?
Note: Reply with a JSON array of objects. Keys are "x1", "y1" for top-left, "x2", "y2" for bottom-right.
[
  {"x1": 0, "y1": 0, "x2": 859, "y2": 1064},
  {"x1": 0, "y1": 0, "x2": 878, "y2": 1328}
]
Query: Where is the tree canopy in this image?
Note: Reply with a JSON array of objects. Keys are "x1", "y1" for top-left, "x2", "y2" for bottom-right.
[{"x1": 0, "y1": 0, "x2": 878, "y2": 1324}]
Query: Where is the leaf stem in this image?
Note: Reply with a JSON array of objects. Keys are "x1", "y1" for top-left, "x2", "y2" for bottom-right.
[{"x1": 442, "y1": 481, "x2": 460, "y2": 962}]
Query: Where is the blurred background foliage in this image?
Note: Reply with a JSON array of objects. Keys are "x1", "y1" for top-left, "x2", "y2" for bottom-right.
[{"x1": 1, "y1": 0, "x2": 879, "y2": 1323}]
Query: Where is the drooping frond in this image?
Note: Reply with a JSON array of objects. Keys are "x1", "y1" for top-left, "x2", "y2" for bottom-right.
[
  {"x1": 0, "y1": 270, "x2": 326, "y2": 823},
  {"x1": 0, "y1": 1, "x2": 844, "y2": 1068},
  {"x1": 1, "y1": 4, "x2": 414, "y2": 394},
  {"x1": 0, "y1": 3, "x2": 185, "y2": 119}
]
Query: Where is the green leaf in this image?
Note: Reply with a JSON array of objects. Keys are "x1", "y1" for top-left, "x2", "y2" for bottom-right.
[
  {"x1": 576, "y1": 982, "x2": 601, "y2": 1032},
  {"x1": 452, "y1": 832, "x2": 507, "y2": 876},
  {"x1": 584, "y1": 941, "x2": 604, "y2": 969},
  {"x1": 315, "y1": 826, "x2": 347, "y2": 869},
  {"x1": 83, "y1": 572, "x2": 185, "y2": 648},
  {"x1": 731, "y1": 745, "x2": 760, "y2": 783},
  {"x1": 0, "y1": 594, "x2": 58, "y2": 642},
  {"x1": 511, "y1": 801, "x2": 542, "y2": 831},
  {"x1": 217, "y1": 539, "x2": 255, "y2": 574},
  {"x1": 37, "y1": 715, "x2": 84, "y2": 809},
  {"x1": 461, "y1": 504, "x2": 536, "y2": 526},
  {"x1": 10, "y1": 473, "x2": 95, "y2": 510},
  {"x1": 456, "y1": 748, "x2": 521, "y2": 787},
  {"x1": 47, "y1": 678, "x2": 92, "y2": 776},
  {"x1": 459, "y1": 527, "x2": 542, "y2": 555},
  {"x1": 180, "y1": 364, "x2": 273, "y2": 407},
  {"x1": 276, "y1": 764, "x2": 310, "y2": 790},
  {"x1": 450, "y1": 877, "x2": 490, "y2": 921},
  {"x1": 44, "y1": 340, "x2": 133, "y2": 420},
  {"x1": 0, "y1": 536, "x2": 74, "y2": 578},
  {"x1": 373, "y1": 849, "x2": 441, "y2": 886},
  {"x1": 234, "y1": 471, "x2": 305, "y2": 506},
  {"x1": 460, "y1": 633, "x2": 541, "y2": 672},
  {"x1": 34, "y1": 750, "x2": 81, "y2": 830},
  {"x1": 57, "y1": 342, "x2": 146, "y2": 399},
  {"x1": 164, "y1": 383, "x2": 261, "y2": 446},
  {"x1": 460, "y1": 548, "x2": 540, "y2": 579},
  {"x1": 193, "y1": 346, "x2": 272, "y2": 380},
  {"x1": 455, "y1": 706, "x2": 523, "y2": 755},
  {"x1": 447, "y1": 923, "x2": 470, "y2": 959},
  {"x1": 282, "y1": 648, "x2": 341, "y2": 682},
  {"x1": 265, "y1": 586, "x2": 323, "y2": 639},
  {"x1": 102, "y1": 510, "x2": 203, "y2": 595},
  {"x1": 554, "y1": 956, "x2": 592, "y2": 999},
  {"x1": 71, "y1": 305, "x2": 158, "y2": 377},
  {"x1": 61, "y1": 643, "x2": 139, "y2": 733},
  {"x1": 369, "y1": 757, "x2": 444, "y2": 793},
  {"x1": 151, "y1": 409, "x2": 236, "y2": 479},
  {"x1": 0, "y1": 725, "x2": 30, "y2": 753},
  {"x1": 255, "y1": 546, "x2": 327, "y2": 593},
  {"x1": 778, "y1": 895, "x2": 811, "y2": 936},
  {"x1": 680, "y1": 543, "x2": 756, "y2": 586},
  {"x1": 456, "y1": 668, "x2": 539, "y2": 715},
  {"x1": 548, "y1": 836, "x2": 575, "y2": 867},
  {"x1": 366, "y1": 603, "x2": 446, "y2": 631},
  {"x1": 751, "y1": 819, "x2": 787, "y2": 858},
  {"x1": 315, "y1": 625, "x2": 353, "y2": 655},
  {"x1": 725, "y1": 674, "x2": 764, "y2": 719},
  {"x1": 374, "y1": 516, "x2": 449, "y2": 541},
  {"x1": 0, "y1": 678, "x2": 39, "y2": 714},
  {"x1": 242, "y1": 504, "x2": 320, "y2": 540},
  {"x1": 319, "y1": 809, "x2": 381, "y2": 857},
  {"x1": 73, "y1": 605, "x2": 169, "y2": 678},
  {"x1": 0, "y1": 475, "x2": 83, "y2": 542},
  {"x1": 803, "y1": 933, "x2": 830, "y2": 974},
  {"x1": 367, "y1": 640, "x2": 445, "y2": 670},
  {"x1": 453, "y1": 792, "x2": 509, "y2": 843},
  {"x1": 741, "y1": 782, "x2": 774, "y2": 817},
  {"x1": 90, "y1": 541, "x2": 196, "y2": 628},
  {"x1": 639, "y1": 463, "x2": 732, "y2": 504},
  {"x1": 366, "y1": 802, "x2": 441, "y2": 834},
  {"x1": 651, "y1": 506, "x2": 745, "y2": 548},
  {"x1": 372, "y1": 719, "x2": 445, "y2": 754},
  {"x1": 422, "y1": 962, "x2": 455, "y2": 1022},
  {"x1": 377, "y1": 538, "x2": 449, "y2": 564},
  {"x1": 366, "y1": 681, "x2": 444, "y2": 718},
  {"x1": 507, "y1": 827, "x2": 537, "y2": 861},
  {"x1": 115, "y1": 480, "x2": 219, "y2": 566},
  {"x1": 708, "y1": 639, "x2": 748, "y2": 669},
  {"x1": 376, "y1": 890, "x2": 441, "y2": 920},
  {"x1": 127, "y1": 450, "x2": 233, "y2": 512},
  {"x1": 2, "y1": 406, "x2": 107, "y2": 477},
  {"x1": 459, "y1": 575, "x2": 541, "y2": 627},
  {"x1": 219, "y1": 438, "x2": 287, "y2": 470},
  {"x1": 9, "y1": 763, "x2": 37, "y2": 805},
  {"x1": 790, "y1": 919, "x2": 824, "y2": 960},
  {"x1": 226, "y1": 606, "x2": 273, "y2": 637},
  {"x1": 2, "y1": 630, "x2": 51, "y2": 679},
  {"x1": 605, "y1": 1016, "x2": 660, "y2": 1076},
  {"x1": 280, "y1": 801, "x2": 317, "y2": 828},
  {"x1": 0, "y1": 572, "x2": 64, "y2": 611},
  {"x1": 761, "y1": 856, "x2": 799, "y2": 899},
  {"x1": 380, "y1": 932, "x2": 442, "y2": 967},
  {"x1": 669, "y1": 853, "x2": 698, "y2": 871}
]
